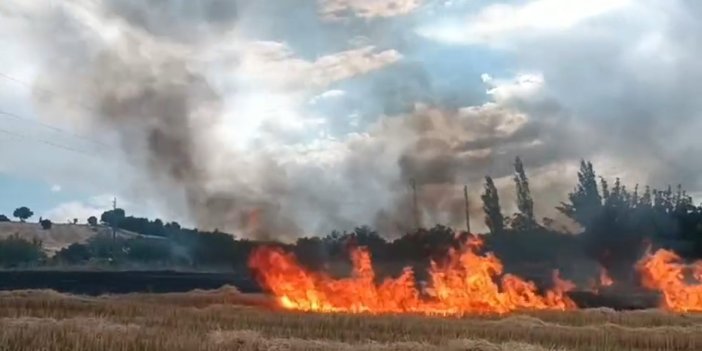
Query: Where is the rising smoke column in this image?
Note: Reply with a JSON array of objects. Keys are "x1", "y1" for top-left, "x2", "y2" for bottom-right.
[
  {"x1": 17, "y1": 0, "x2": 301, "y2": 238},
  {"x1": 14, "y1": 0, "x2": 593, "y2": 238}
]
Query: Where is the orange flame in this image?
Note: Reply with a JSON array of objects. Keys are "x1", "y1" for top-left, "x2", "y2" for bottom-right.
[
  {"x1": 248, "y1": 237, "x2": 576, "y2": 316},
  {"x1": 599, "y1": 267, "x2": 614, "y2": 287},
  {"x1": 637, "y1": 248, "x2": 702, "y2": 312}
]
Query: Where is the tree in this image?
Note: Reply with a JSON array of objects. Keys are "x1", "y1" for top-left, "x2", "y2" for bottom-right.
[
  {"x1": 72, "y1": 218, "x2": 78, "y2": 225},
  {"x1": 13, "y1": 207, "x2": 34, "y2": 222},
  {"x1": 40, "y1": 219, "x2": 52, "y2": 230},
  {"x1": 294, "y1": 236, "x2": 326, "y2": 267},
  {"x1": 54, "y1": 243, "x2": 91, "y2": 264},
  {"x1": 100, "y1": 208, "x2": 125, "y2": 227},
  {"x1": 557, "y1": 160, "x2": 602, "y2": 227},
  {"x1": 0, "y1": 215, "x2": 10, "y2": 222},
  {"x1": 513, "y1": 157, "x2": 535, "y2": 227},
  {"x1": 87, "y1": 216, "x2": 98, "y2": 226},
  {"x1": 124, "y1": 238, "x2": 172, "y2": 263},
  {"x1": 482, "y1": 176, "x2": 504, "y2": 234}
]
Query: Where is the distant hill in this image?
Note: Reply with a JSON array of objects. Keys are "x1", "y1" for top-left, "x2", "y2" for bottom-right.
[{"x1": 0, "y1": 222, "x2": 164, "y2": 255}]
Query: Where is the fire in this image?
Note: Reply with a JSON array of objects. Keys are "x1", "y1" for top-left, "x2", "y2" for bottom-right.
[
  {"x1": 599, "y1": 267, "x2": 614, "y2": 287},
  {"x1": 637, "y1": 248, "x2": 702, "y2": 312},
  {"x1": 248, "y1": 237, "x2": 576, "y2": 316}
]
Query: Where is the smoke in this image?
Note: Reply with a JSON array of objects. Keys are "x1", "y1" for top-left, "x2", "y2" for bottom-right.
[
  {"x1": 419, "y1": 0, "x2": 702, "y2": 193},
  {"x1": 7, "y1": 1, "x2": 293, "y2": 238},
  {"x1": 20, "y1": 0, "x2": 578, "y2": 238},
  {"x1": 11, "y1": 0, "x2": 698, "y2": 241}
]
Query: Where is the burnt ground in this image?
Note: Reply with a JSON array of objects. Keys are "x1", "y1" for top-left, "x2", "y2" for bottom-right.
[{"x1": 0, "y1": 270, "x2": 261, "y2": 295}]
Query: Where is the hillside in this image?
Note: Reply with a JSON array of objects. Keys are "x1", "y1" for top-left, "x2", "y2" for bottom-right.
[{"x1": 0, "y1": 222, "x2": 161, "y2": 255}]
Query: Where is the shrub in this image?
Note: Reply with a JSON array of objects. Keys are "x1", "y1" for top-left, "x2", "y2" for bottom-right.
[
  {"x1": 54, "y1": 243, "x2": 92, "y2": 264},
  {"x1": 0, "y1": 234, "x2": 46, "y2": 267},
  {"x1": 40, "y1": 219, "x2": 52, "y2": 230}
]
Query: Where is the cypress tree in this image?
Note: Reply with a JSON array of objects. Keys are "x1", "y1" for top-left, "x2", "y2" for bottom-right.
[
  {"x1": 482, "y1": 176, "x2": 504, "y2": 234},
  {"x1": 513, "y1": 157, "x2": 535, "y2": 223}
]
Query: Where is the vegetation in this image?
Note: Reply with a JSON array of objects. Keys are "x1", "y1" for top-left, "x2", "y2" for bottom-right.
[
  {"x1": 39, "y1": 219, "x2": 52, "y2": 230},
  {"x1": 0, "y1": 290, "x2": 700, "y2": 351},
  {"x1": 0, "y1": 234, "x2": 45, "y2": 268},
  {"x1": 0, "y1": 157, "x2": 701, "y2": 281},
  {"x1": 12, "y1": 207, "x2": 33, "y2": 223},
  {"x1": 0, "y1": 158, "x2": 700, "y2": 349},
  {"x1": 482, "y1": 176, "x2": 504, "y2": 234}
]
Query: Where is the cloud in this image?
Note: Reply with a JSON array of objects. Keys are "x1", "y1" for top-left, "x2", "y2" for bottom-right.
[
  {"x1": 310, "y1": 89, "x2": 347, "y2": 105},
  {"x1": 237, "y1": 42, "x2": 402, "y2": 90},
  {"x1": 417, "y1": 0, "x2": 631, "y2": 45},
  {"x1": 42, "y1": 194, "x2": 174, "y2": 225},
  {"x1": 319, "y1": 0, "x2": 422, "y2": 20},
  {"x1": 43, "y1": 195, "x2": 115, "y2": 223},
  {"x1": 50, "y1": 185, "x2": 62, "y2": 193},
  {"x1": 483, "y1": 73, "x2": 545, "y2": 103}
]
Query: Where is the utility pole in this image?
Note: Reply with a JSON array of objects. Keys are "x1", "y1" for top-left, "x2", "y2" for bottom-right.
[
  {"x1": 464, "y1": 185, "x2": 471, "y2": 234},
  {"x1": 111, "y1": 197, "x2": 117, "y2": 263},
  {"x1": 410, "y1": 178, "x2": 421, "y2": 230}
]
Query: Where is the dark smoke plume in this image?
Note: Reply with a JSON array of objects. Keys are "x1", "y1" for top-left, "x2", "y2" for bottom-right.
[
  {"x1": 16, "y1": 1, "x2": 596, "y2": 238},
  {"x1": 19, "y1": 1, "x2": 303, "y2": 238}
]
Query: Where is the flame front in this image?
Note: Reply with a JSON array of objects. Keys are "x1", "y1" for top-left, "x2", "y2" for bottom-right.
[
  {"x1": 248, "y1": 237, "x2": 575, "y2": 316},
  {"x1": 637, "y1": 248, "x2": 702, "y2": 312},
  {"x1": 599, "y1": 267, "x2": 614, "y2": 287}
]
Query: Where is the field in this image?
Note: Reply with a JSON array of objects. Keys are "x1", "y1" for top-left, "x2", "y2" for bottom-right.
[
  {"x1": 0, "y1": 222, "x2": 150, "y2": 255},
  {"x1": 0, "y1": 289, "x2": 700, "y2": 351}
]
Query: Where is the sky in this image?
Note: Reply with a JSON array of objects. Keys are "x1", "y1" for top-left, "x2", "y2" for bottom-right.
[{"x1": 0, "y1": 0, "x2": 701, "y2": 237}]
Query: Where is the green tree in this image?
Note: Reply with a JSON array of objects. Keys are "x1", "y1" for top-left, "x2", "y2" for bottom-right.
[
  {"x1": 12, "y1": 207, "x2": 34, "y2": 222},
  {"x1": 513, "y1": 157, "x2": 535, "y2": 226},
  {"x1": 87, "y1": 216, "x2": 98, "y2": 226},
  {"x1": 557, "y1": 160, "x2": 602, "y2": 227},
  {"x1": 54, "y1": 243, "x2": 91, "y2": 264},
  {"x1": 100, "y1": 208, "x2": 125, "y2": 227},
  {"x1": 639, "y1": 186, "x2": 652, "y2": 208},
  {"x1": 40, "y1": 219, "x2": 52, "y2": 230},
  {"x1": 124, "y1": 238, "x2": 172, "y2": 263},
  {"x1": 482, "y1": 176, "x2": 504, "y2": 234}
]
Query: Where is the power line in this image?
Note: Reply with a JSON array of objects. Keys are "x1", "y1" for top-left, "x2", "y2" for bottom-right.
[
  {"x1": 0, "y1": 72, "x2": 33, "y2": 90},
  {"x1": 0, "y1": 70, "x2": 100, "y2": 114},
  {"x1": 0, "y1": 70, "x2": 112, "y2": 153},
  {"x1": 0, "y1": 109, "x2": 109, "y2": 149},
  {"x1": 0, "y1": 126, "x2": 99, "y2": 158},
  {"x1": 0, "y1": 70, "x2": 143, "y2": 162}
]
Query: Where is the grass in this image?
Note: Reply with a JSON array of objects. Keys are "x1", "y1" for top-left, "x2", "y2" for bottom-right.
[{"x1": 0, "y1": 288, "x2": 700, "y2": 350}]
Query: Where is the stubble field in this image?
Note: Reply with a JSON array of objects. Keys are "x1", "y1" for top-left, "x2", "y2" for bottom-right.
[{"x1": 0, "y1": 288, "x2": 699, "y2": 351}]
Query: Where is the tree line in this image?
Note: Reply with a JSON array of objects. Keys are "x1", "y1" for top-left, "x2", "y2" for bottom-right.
[{"x1": 1, "y1": 158, "x2": 701, "y2": 285}]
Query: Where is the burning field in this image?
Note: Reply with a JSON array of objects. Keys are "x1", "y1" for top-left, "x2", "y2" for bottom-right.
[
  {"x1": 1, "y1": 226, "x2": 702, "y2": 351},
  {"x1": 0, "y1": 240, "x2": 702, "y2": 350},
  {"x1": 248, "y1": 235, "x2": 702, "y2": 316},
  {"x1": 249, "y1": 236, "x2": 576, "y2": 315}
]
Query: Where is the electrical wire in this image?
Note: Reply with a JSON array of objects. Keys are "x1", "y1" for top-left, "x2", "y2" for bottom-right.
[{"x1": 0, "y1": 126, "x2": 99, "y2": 158}]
